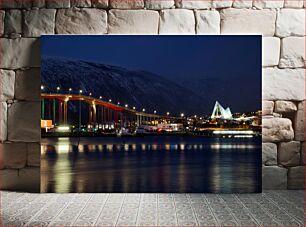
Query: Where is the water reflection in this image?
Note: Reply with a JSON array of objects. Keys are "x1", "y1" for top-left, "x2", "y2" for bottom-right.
[{"x1": 41, "y1": 136, "x2": 262, "y2": 193}]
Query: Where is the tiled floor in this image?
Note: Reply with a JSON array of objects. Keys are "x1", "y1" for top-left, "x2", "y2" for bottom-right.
[{"x1": 1, "y1": 191, "x2": 304, "y2": 226}]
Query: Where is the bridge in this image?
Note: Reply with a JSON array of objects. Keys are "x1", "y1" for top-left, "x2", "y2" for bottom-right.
[{"x1": 41, "y1": 93, "x2": 178, "y2": 130}]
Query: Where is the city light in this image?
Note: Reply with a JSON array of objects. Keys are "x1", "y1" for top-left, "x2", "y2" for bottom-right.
[
  {"x1": 213, "y1": 130, "x2": 254, "y2": 135},
  {"x1": 117, "y1": 102, "x2": 120, "y2": 105},
  {"x1": 125, "y1": 104, "x2": 128, "y2": 108},
  {"x1": 194, "y1": 115, "x2": 197, "y2": 118},
  {"x1": 109, "y1": 99, "x2": 112, "y2": 102},
  {"x1": 154, "y1": 110, "x2": 157, "y2": 114},
  {"x1": 133, "y1": 107, "x2": 136, "y2": 110},
  {"x1": 79, "y1": 90, "x2": 83, "y2": 94},
  {"x1": 41, "y1": 85, "x2": 44, "y2": 90},
  {"x1": 142, "y1": 108, "x2": 146, "y2": 112},
  {"x1": 181, "y1": 113, "x2": 185, "y2": 117},
  {"x1": 69, "y1": 88, "x2": 72, "y2": 92},
  {"x1": 57, "y1": 126, "x2": 70, "y2": 132},
  {"x1": 56, "y1": 86, "x2": 60, "y2": 91},
  {"x1": 89, "y1": 93, "x2": 92, "y2": 96},
  {"x1": 167, "y1": 112, "x2": 170, "y2": 116},
  {"x1": 99, "y1": 96, "x2": 102, "y2": 99}
]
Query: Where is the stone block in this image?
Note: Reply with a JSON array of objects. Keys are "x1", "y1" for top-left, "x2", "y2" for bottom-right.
[
  {"x1": 294, "y1": 101, "x2": 305, "y2": 141},
  {"x1": 56, "y1": 8, "x2": 107, "y2": 34},
  {"x1": 0, "y1": 167, "x2": 40, "y2": 192},
  {"x1": 288, "y1": 166, "x2": 304, "y2": 189},
  {"x1": 0, "y1": 142, "x2": 27, "y2": 169},
  {"x1": 262, "y1": 118, "x2": 294, "y2": 142},
  {"x1": 145, "y1": 0, "x2": 175, "y2": 9},
  {"x1": 109, "y1": 10, "x2": 159, "y2": 34},
  {"x1": 212, "y1": 0, "x2": 233, "y2": 8},
  {"x1": 0, "y1": 102, "x2": 7, "y2": 142},
  {"x1": 0, "y1": 0, "x2": 32, "y2": 8},
  {"x1": 220, "y1": 9, "x2": 276, "y2": 36},
  {"x1": 0, "y1": 69, "x2": 15, "y2": 102},
  {"x1": 109, "y1": 0, "x2": 144, "y2": 8},
  {"x1": 23, "y1": 9, "x2": 56, "y2": 37},
  {"x1": 27, "y1": 143, "x2": 40, "y2": 167},
  {"x1": 284, "y1": 0, "x2": 304, "y2": 8},
  {"x1": 159, "y1": 9, "x2": 195, "y2": 34},
  {"x1": 4, "y1": 9, "x2": 22, "y2": 35},
  {"x1": 278, "y1": 141, "x2": 301, "y2": 167},
  {"x1": 195, "y1": 10, "x2": 220, "y2": 34},
  {"x1": 274, "y1": 101, "x2": 297, "y2": 113},
  {"x1": 263, "y1": 68, "x2": 305, "y2": 101},
  {"x1": 0, "y1": 38, "x2": 40, "y2": 69},
  {"x1": 262, "y1": 166, "x2": 287, "y2": 189},
  {"x1": 253, "y1": 0, "x2": 284, "y2": 8},
  {"x1": 71, "y1": 0, "x2": 91, "y2": 7},
  {"x1": 280, "y1": 37, "x2": 305, "y2": 68},
  {"x1": 262, "y1": 143, "x2": 277, "y2": 166},
  {"x1": 91, "y1": 0, "x2": 108, "y2": 8},
  {"x1": 175, "y1": 0, "x2": 212, "y2": 9},
  {"x1": 0, "y1": 10, "x2": 4, "y2": 35},
  {"x1": 32, "y1": 0, "x2": 46, "y2": 8},
  {"x1": 46, "y1": 0, "x2": 70, "y2": 8},
  {"x1": 262, "y1": 101, "x2": 274, "y2": 115},
  {"x1": 8, "y1": 102, "x2": 40, "y2": 142},
  {"x1": 232, "y1": 0, "x2": 253, "y2": 8},
  {"x1": 262, "y1": 37, "x2": 280, "y2": 66},
  {"x1": 276, "y1": 9, "x2": 305, "y2": 37},
  {"x1": 15, "y1": 68, "x2": 40, "y2": 101}
]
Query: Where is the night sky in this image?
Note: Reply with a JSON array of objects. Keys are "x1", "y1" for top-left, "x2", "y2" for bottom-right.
[{"x1": 42, "y1": 35, "x2": 262, "y2": 113}]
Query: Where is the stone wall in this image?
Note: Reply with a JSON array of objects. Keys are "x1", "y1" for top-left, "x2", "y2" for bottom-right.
[{"x1": 0, "y1": 0, "x2": 305, "y2": 192}]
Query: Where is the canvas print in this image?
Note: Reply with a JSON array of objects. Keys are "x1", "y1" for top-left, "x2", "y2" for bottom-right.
[{"x1": 41, "y1": 35, "x2": 262, "y2": 193}]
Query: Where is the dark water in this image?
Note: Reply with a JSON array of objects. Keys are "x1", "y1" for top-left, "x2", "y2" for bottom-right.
[{"x1": 41, "y1": 136, "x2": 262, "y2": 193}]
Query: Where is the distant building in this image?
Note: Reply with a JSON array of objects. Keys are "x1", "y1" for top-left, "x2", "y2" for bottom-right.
[{"x1": 211, "y1": 101, "x2": 233, "y2": 120}]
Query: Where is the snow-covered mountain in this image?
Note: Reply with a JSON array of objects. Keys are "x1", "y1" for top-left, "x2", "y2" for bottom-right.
[{"x1": 41, "y1": 56, "x2": 209, "y2": 116}]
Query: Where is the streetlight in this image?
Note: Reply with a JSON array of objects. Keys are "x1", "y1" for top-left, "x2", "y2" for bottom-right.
[
  {"x1": 109, "y1": 99, "x2": 112, "y2": 102},
  {"x1": 133, "y1": 106, "x2": 136, "y2": 110},
  {"x1": 41, "y1": 85, "x2": 44, "y2": 90},
  {"x1": 154, "y1": 110, "x2": 157, "y2": 114},
  {"x1": 117, "y1": 102, "x2": 120, "y2": 105},
  {"x1": 194, "y1": 115, "x2": 197, "y2": 118},
  {"x1": 181, "y1": 113, "x2": 185, "y2": 117},
  {"x1": 99, "y1": 96, "x2": 102, "y2": 99},
  {"x1": 167, "y1": 112, "x2": 170, "y2": 116},
  {"x1": 125, "y1": 104, "x2": 128, "y2": 108},
  {"x1": 56, "y1": 86, "x2": 60, "y2": 93},
  {"x1": 89, "y1": 92, "x2": 92, "y2": 96},
  {"x1": 142, "y1": 108, "x2": 146, "y2": 112},
  {"x1": 69, "y1": 88, "x2": 72, "y2": 93}
]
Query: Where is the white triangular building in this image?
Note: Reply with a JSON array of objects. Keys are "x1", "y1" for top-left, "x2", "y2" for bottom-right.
[{"x1": 211, "y1": 101, "x2": 233, "y2": 120}]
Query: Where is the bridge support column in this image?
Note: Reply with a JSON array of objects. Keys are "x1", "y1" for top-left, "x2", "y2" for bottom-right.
[
  {"x1": 53, "y1": 99, "x2": 56, "y2": 125},
  {"x1": 89, "y1": 105, "x2": 92, "y2": 128},
  {"x1": 63, "y1": 101, "x2": 68, "y2": 125},
  {"x1": 93, "y1": 104, "x2": 96, "y2": 129},
  {"x1": 41, "y1": 98, "x2": 45, "y2": 119},
  {"x1": 59, "y1": 101, "x2": 63, "y2": 124}
]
